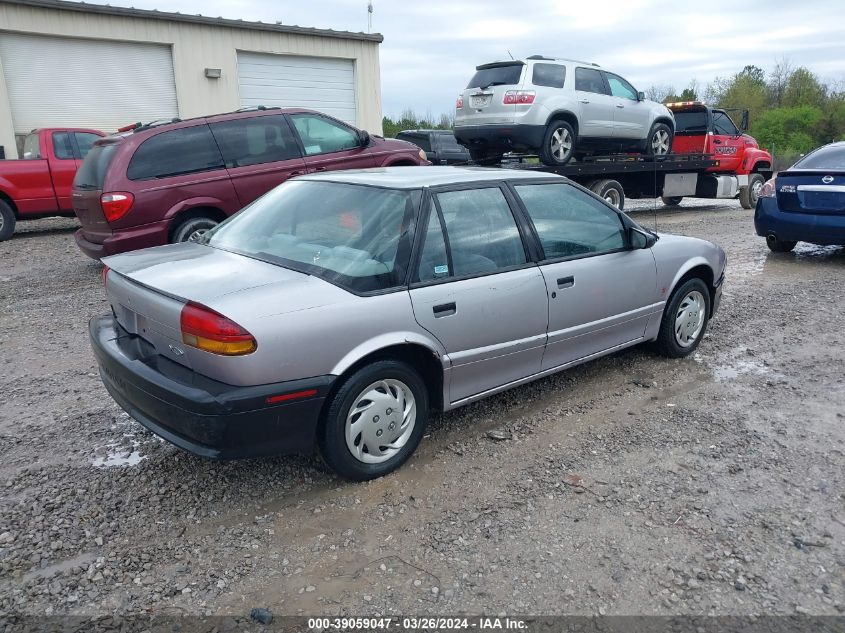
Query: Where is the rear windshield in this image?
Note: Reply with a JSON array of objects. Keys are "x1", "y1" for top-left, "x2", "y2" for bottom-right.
[
  {"x1": 203, "y1": 181, "x2": 421, "y2": 293},
  {"x1": 74, "y1": 141, "x2": 120, "y2": 190},
  {"x1": 673, "y1": 110, "x2": 709, "y2": 134},
  {"x1": 435, "y1": 134, "x2": 466, "y2": 150},
  {"x1": 467, "y1": 63, "x2": 523, "y2": 89},
  {"x1": 792, "y1": 144, "x2": 845, "y2": 170}
]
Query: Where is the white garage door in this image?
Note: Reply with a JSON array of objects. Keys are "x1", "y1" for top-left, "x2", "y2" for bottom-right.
[
  {"x1": 0, "y1": 33, "x2": 178, "y2": 134},
  {"x1": 237, "y1": 52, "x2": 356, "y2": 124}
]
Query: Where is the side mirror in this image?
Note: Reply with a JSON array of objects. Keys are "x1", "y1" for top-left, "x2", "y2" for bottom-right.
[
  {"x1": 629, "y1": 227, "x2": 657, "y2": 249},
  {"x1": 637, "y1": 91, "x2": 645, "y2": 101},
  {"x1": 740, "y1": 110, "x2": 749, "y2": 132},
  {"x1": 359, "y1": 130, "x2": 371, "y2": 147}
]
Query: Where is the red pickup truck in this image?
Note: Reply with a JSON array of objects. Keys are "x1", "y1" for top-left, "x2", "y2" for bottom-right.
[{"x1": 0, "y1": 128, "x2": 105, "y2": 241}]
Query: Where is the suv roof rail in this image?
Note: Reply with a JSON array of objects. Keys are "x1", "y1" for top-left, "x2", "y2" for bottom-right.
[{"x1": 527, "y1": 54, "x2": 600, "y2": 66}]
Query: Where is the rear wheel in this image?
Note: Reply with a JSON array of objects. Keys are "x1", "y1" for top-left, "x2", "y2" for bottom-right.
[
  {"x1": 740, "y1": 173, "x2": 765, "y2": 209},
  {"x1": 655, "y1": 278, "x2": 711, "y2": 358},
  {"x1": 0, "y1": 200, "x2": 15, "y2": 241},
  {"x1": 661, "y1": 196, "x2": 684, "y2": 206},
  {"x1": 318, "y1": 360, "x2": 429, "y2": 481},
  {"x1": 171, "y1": 215, "x2": 219, "y2": 243},
  {"x1": 540, "y1": 120, "x2": 575, "y2": 166},
  {"x1": 645, "y1": 123, "x2": 673, "y2": 156},
  {"x1": 589, "y1": 179, "x2": 625, "y2": 210},
  {"x1": 766, "y1": 234, "x2": 797, "y2": 253}
]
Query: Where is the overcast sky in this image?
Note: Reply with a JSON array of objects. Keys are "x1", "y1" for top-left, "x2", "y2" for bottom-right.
[{"x1": 91, "y1": 0, "x2": 845, "y2": 119}]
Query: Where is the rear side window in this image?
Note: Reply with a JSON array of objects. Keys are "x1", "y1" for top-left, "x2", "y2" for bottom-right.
[
  {"x1": 22, "y1": 133, "x2": 41, "y2": 159},
  {"x1": 74, "y1": 142, "x2": 120, "y2": 190},
  {"x1": 210, "y1": 115, "x2": 300, "y2": 168},
  {"x1": 793, "y1": 144, "x2": 845, "y2": 170},
  {"x1": 52, "y1": 132, "x2": 75, "y2": 160},
  {"x1": 574, "y1": 67, "x2": 608, "y2": 95},
  {"x1": 532, "y1": 63, "x2": 566, "y2": 88},
  {"x1": 127, "y1": 125, "x2": 224, "y2": 180},
  {"x1": 466, "y1": 63, "x2": 523, "y2": 89}
]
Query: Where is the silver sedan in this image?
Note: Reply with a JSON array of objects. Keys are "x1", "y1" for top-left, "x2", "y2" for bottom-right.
[{"x1": 90, "y1": 167, "x2": 725, "y2": 480}]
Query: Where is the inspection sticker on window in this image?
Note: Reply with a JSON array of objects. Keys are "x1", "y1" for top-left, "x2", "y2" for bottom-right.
[{"x1": 434, "y1": 265, "x2": 448, "y2": 275}]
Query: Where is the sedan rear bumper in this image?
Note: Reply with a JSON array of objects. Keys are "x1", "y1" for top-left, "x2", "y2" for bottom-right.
[
  {"x1": 755, "y1": 198, "x2": 845, "y2": 246},
  {"x1": 89, "y1": 315, "x2": 334, "y2": 459}
]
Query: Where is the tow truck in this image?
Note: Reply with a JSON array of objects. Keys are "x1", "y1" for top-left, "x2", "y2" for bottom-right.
[{"x1": 478, "y1": 101, "x2": 773, "y2": 211}]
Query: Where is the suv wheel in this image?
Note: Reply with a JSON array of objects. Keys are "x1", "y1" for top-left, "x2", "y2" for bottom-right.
[
  {"x1": 646, "y1": 123, "x2": 673, "y2": 156},
  {"x1": 319, "y1": 360, "x2": 429, "y2": 481},
  {"x1": 171, "y1": 215, "x2": 219, "y2": 243},
  {"x1": 540, "y1": 120, "x2": 575, "y2": 166},
  {"x1": 0, "y1": 200, "x2": 15, "y2": 242}
]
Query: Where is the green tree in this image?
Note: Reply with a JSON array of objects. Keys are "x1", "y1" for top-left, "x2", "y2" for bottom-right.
[
  {"x1": 717, "y1": 69, "x2": 768, "y2": 127},
  {"x1": 750, "y1": 105, "x2": 824, "y2": 154},
  {"x1": 782, "y1": 67, "x2": 826, "y2": 108}
]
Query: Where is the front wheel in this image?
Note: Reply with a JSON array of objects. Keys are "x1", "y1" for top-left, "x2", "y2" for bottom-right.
[
  {"x1": 740, "y1": 173, "x2": 765, "y2": 209},
  {"x1": 0, "y1": 199, "x2": 15, "y2": 242},
  {"x1": 766, "y1": 234, "x2": 797, "y2": 253},
  {"x1": 540, "y1": 120, "x2": 575, "y2": 166},
  {"x1": 645, "y1": 123, "x2": 673, "y2": 156},
  {"x1": 655, "y1": 278, "x2": 711, "y2": 358},
  {"x1": 318, "y1": 360, "x2": 429, "y2": 481}
]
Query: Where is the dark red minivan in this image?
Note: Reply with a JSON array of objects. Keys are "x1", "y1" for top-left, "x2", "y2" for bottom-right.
[{"x1": 72, "y1": 108, "x2": 429, "y2": 258}]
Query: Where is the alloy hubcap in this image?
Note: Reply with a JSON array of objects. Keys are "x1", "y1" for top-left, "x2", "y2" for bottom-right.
[
  {"x1": 674, "y1": 290, "x2": 705, "y2": 347},
  {"x1": 604, "y1": 190, "x2": 621, "y2": 208},
  {"x1": 188, "y1": 227, "x2": 212, "y2": 242},
  {"x1": 652, "y1": 129, "x2": 670, "y2": 154},
  {"x1": 345, "y1": 379, "x2": 416, "y2": 464},
  {"x1": 750, "y1": 180, "x2": 763, "y2": 204},
  {"x1": 551, "y1": 127, "x2": 572, "y2": 161}
]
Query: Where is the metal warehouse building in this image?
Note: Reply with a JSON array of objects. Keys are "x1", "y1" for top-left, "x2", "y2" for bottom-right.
[{"x1": 0, "y1": 0, "x2": 383, "y2": 158}]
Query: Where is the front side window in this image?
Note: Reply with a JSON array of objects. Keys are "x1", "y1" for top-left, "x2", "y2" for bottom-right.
[
  {"x1": 290, "y1": 115, "x2": 361, "y2": 156},
  {"x1": 515, "y1": 183, "x2": 626, "y2": 258},
  {"x1": 532, "y1": 63, "x2": 566, "y2": 89},
  {"x1": 606, "y1": 73, "x2": 638, "y2": 100},
  {"x1": 574, "y1": 67, "x2": 608, "y2": 95},
  {"x1": 75, "y1": 133, "x2": 102, "y2": 158},
  {"x1": 712, "y1": 112, "x2": 739, "y2": 136},
  {"x1": 205, "y1": 181, "x2": 420, "y2": 293},
  {"x1": 211, "y1": 115, "x2": 300, "y2": 168},
  {"x1": 22, "y1": 133, "x2": 41, "y2": 159},
  {"x1": 433, "y1": 187, "x2": 526, "y2": 278},
  {"x1": 52, "y1": 132, "x2": 75, "y2": 160},
  {"x1": 127, "y1": 125, "x2": 224, "y2": 180}
]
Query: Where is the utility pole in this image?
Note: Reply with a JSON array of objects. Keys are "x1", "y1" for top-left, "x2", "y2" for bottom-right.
[{"x1": 367, "y1": 1, "x2": 373, "y2": 33}]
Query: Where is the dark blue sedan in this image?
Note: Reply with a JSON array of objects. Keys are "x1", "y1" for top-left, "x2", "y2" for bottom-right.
[{"x1": 755, "y1": 141, "x2": 845, "y2": 252}]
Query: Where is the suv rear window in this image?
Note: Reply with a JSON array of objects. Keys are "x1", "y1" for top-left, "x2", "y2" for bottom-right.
[
  {"x1": 532, "y1": 63, "x2": 566, "y2": 88},
  {"x1": 127, "y1": 125, "x2": 224, "y2": 180},
  {"x1": 74, "y1": 141, "x2": 120, "y2": 190},
  {"x1": 467, "y1": 63, "x2": 523, "y2": 89}
]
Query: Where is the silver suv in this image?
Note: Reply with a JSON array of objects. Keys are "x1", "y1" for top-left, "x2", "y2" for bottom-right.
[{"x1": 454, "y1": 56, "x2": 675, "y2": 166}]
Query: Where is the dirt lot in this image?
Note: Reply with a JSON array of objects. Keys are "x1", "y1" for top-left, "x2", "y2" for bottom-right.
[{"x1": 1, "y1": 201, "x2": 844, "y2": 620}]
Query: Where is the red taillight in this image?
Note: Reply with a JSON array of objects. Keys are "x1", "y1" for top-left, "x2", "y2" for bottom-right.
[
  {"x1": 180, "y1": 302, "x2": 256, "y2": 356},
  {"x1": 100, "y1": 192, "x2": 134, "y2": 222},
  {"x1": 503, "y1": 90, "x2": 536, "y2": 105},
  {"x1": 102, "y1": 264, "x2": 110, "y2": 286},
  {"x1": 759, "y1": 177, "x2": 777, "y2": 198},
  {"x1": 456, "y1": 95, "x2": 464, "y2": 109}
]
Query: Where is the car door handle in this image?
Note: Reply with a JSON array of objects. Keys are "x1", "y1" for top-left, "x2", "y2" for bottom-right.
[
  {"x1": 290, "y1": 170, "x2": 305, "y2": 177},
  {"x1": 432, "y1": 302, "x2": 456, "y2": 317},
  {"x1": 557, "y1": 276, "x2": 575, "y2": 289},
  {"x1": 314, "y1": 166, "x2": 328, "y2": 172},
  {"x1": 579, "y1": 99, "x2": 590, "y2": 104}
]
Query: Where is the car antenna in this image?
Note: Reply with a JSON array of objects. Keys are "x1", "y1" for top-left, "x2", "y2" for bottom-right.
[{"x1": 507, "y1": 49, "x2": 514, "y2": 60}]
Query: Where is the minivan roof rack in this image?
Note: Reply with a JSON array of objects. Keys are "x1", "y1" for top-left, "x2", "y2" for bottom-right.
[
  {"x1": 120, "y1": 117, "x2": 183, "y2": 133},
  {"x1": 234, "y1": 105, "x2": 281, "y2": 113},
  {"x1": 526, "y1": 54, "x2": 600, "y2": 67}
]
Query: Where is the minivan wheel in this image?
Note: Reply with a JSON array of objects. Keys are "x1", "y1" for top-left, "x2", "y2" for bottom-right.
[
  {"x1": 646, "y1": 123, "x2": 673, "y2": 156},
  {"x1": 0, "y1": 200, "x2": 15, "y2": 242},
  {"x1": 319, "y1": 360, "x2": 429, "y2": 481},
  {"x1": 766, "y1": 234, "x2": 797, "y2": 253},
  {"x1": 171, "y1": 216, "x2": 219, "y2": 243},
  {"x1": 655, "y1": 278, "x2": 711, "y2": 358},
  {"x1": 540, "y1": 120, "x2": 575, "y2": 166}
]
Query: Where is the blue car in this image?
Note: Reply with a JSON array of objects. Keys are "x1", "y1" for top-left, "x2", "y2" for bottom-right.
[{"x1": 755, "y1": 141, "x2": 845, "y2": 252}]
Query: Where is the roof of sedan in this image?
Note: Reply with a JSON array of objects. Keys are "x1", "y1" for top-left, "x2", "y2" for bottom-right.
[{"x1": 296, "y1": 166, "x2": 563, "y2": 188}]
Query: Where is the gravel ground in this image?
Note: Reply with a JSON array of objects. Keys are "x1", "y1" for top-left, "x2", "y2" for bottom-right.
[{"x1": 1, "y1": 201, "x2": 844, "y2": 619}]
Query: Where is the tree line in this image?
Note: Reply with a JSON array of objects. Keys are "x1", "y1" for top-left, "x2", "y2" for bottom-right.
[{"x1": 382, "y1": 109, "x2": 454, "y2": 139}]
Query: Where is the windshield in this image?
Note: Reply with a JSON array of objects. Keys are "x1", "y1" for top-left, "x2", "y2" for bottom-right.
[
  {"x1": 673, "y1": 110, "x2": 709, "y2": 134},
  {"x1": 205, "y1": 181, "x2": 421, "y2": 293},
  {"x1": 467, "y1": 63, "x2": 523, "y2": 89},
  {"x1": 792, "y1": 144, "x2": 845, "y2": 170}
]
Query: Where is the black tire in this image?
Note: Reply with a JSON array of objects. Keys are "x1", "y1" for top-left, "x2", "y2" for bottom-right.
[
  {"x1": 0, "y1": 199, "x2": 16, "y2": 242},
  {"x1": 590, "y1": 179, "x2": 625, "y2": 210},
  {"x1": 540, "y1": 120, "x2": 576, "y2": 166},
  {"x1": 766, "y1": 234, "x2": 797, "y2": 253},
  {"x1": 318, "y1": 360, "x2": 429, "y2": 481},
  {"x1": 170, "y1": 215, "x2": 219, "y2": 243},
  {"x1": 468, "y1": 147, "x2": 503, "y2": 166},
  {"x1": 740, "y1": 173, "x2": 765, "y2": 209},
  {"x1": 645, "y1": 122, "x2": 673, "y2": 156},
  {"x1": 661, "y1": 196, "x2": 684, "y2": 206},
  {"x1": 655, "y1": 278, "x2": 711, "y2": 358}
]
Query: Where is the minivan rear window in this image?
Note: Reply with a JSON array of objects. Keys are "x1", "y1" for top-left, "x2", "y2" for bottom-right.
[
  {"x1": 467, "y1": 63, "x2": 523, "y2": 89},
  {"x1": 127, "y1": 125, "x2": 224, "y2": 180},
  {"x1": 74, "y1": 141, "x2": 120, "y2": 190}
]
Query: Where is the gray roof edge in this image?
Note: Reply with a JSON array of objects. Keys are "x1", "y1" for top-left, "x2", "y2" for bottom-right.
[{"x1": 0, "y1": 0, "x2": 385, "y2": 43}]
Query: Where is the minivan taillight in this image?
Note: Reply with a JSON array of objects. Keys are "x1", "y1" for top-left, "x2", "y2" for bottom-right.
[
  {"x1": 180, "y1": 302, "x2": 257, "y2": 356},
  {"x1": 100, "y1": 192, "x2": 134, "y2": 222},
  {"x1": 503, "y1": 90, "x2": 535, "y2": 105}
]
